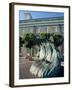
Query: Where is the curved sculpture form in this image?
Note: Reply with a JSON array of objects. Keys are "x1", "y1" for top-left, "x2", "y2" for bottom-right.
[{"x1": 30, "y1": 41, "x2": 63, "y2": 78}]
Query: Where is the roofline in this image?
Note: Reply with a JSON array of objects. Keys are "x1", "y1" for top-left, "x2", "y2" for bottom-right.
[{"x1": 19, "y1": 16, "x2": 64, "y2": 23}]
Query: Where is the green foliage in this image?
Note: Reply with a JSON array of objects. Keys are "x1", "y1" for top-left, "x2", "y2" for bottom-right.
[
  {"x1": 21, "y1": 32, "x2": 64, "y2": 48},
  {"x1": 24, "y1": 33, "x2": 36, "y2": 48},
  {"x1": 52, "y1": 33, "x2": 64, "y2": 47},
  {"x1": 40, "y1": 33, "x2": 47, "y2": 39},
  {"x1": 24, "y1": 33, "x2": 35, "y2": 42}
]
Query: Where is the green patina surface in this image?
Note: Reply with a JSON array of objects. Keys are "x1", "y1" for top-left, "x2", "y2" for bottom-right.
[{"x1": 19, "y1": 17, "x2": 64, "y2": 28}]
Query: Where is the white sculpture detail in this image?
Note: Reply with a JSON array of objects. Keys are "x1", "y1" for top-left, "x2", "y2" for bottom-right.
[{"x1": 30, "y1": 41, "x2": 63, "y2": 77}]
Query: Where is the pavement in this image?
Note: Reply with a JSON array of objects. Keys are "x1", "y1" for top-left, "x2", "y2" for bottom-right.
[
  {"x1": 19, "y1": 57, "x2": 36, "y2": 79},
  {"x1": 19, "y1": 57, "x2": 64, "y2": 79}
]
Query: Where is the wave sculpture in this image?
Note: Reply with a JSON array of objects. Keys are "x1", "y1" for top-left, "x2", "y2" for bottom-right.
[{"x1": 30, "y1": 41, "x2": 63, "y2": 78}]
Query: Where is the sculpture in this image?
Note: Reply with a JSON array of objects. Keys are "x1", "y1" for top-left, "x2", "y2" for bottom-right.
[{"x1": 30, "y1": 40, "x2": 63, "y2": 78}]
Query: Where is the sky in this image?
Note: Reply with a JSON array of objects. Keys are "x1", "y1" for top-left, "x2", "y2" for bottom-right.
[{"x1": 19, "y1": 10, "x2": 64, "y2": 20}]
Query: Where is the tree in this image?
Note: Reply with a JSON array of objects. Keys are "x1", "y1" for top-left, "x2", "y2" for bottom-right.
[
  {"x1": 52, "y1": 33, "x2": 64, "y2": 47},
  {"x1": 24, "y1": 33, "x2": 36, "y2": 56}
]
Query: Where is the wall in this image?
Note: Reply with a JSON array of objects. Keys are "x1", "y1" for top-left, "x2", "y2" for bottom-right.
[{"x1": 0, "y1": 0, "x2": 72, "y2": 90}]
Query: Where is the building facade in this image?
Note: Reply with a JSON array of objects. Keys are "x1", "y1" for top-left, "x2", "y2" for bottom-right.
[
  {"x1": 19, "y1": 16, "x2": 64, "y2": 38},
  {"x1": 19, "y1": 17, "x2": 64, "y2": 57}
]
